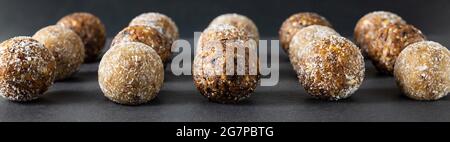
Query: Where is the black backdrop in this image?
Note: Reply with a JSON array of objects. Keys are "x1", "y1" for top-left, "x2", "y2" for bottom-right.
[{"x1": 0, "y1": 0, "x2": 449, "y2": 40}]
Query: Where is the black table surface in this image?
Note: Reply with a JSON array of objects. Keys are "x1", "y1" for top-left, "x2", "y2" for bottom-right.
[{"x1": 0, "y1": 37, "x2": 449, "y2": 122}]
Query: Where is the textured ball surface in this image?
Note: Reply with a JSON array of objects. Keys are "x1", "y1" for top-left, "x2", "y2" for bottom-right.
[
  {"x1": 394, "y1": 41, "x2": 449, "y2": 101},
  {"x1": 354, "y1": 11, "x2": 406, "y2": 55},
  {"x1": 112, "y1": 25, "x2": 172, "y2": 64},
  {"x1": 209, "y1": 13, "x2": 259, "y2": 42},
  {"x1": 98, "y1": 42, "x2": 164, "y2": 105},
  {"x1": 296, "y1": 35, "x2": 365, "y2": 100},
  {"x1": 57, "y1": 12, "x2": 106, "y2": 62},
  {"x1": 33, "y1": 25, "x2": 85, "y2": 80},
  {"x1": 193, "y1": 24, "x2": 260, "y2": 103},
  {"x1": 0, "y1": 37, "x2": 56, "y2": 102},
  {"x1": 369, "y1": 23, "x2": 425, "y2": 74},
  {"x1": 129, "y1": 12, "x2": 179, "y2": 42},
  {"x1": 279, "y1": 12, "x2": 332, "y2": 52}
]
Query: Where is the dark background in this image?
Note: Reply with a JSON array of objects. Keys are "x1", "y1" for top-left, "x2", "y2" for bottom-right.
[{"x1": 0, "y1": 0, "x2": 449, "y2": 40}]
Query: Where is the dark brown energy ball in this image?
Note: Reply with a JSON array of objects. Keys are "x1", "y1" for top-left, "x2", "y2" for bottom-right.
[
  {"x1": 57, "y1": 12, "x2": 106, "y2": 62},
  {"x1": 279, "y1": 12, "x2": 332, "y2": 52},
  {"x1": 354, "y1": 11, "x2": 406, "y2": 55},
  {"x1": 209, "y1": 13, "x2": 260, "y2": 42},
  {"x1": 99, "y1": 42, "x2": 164, "y2": 105},
  {"x1": 0, "y1": 37, "x2": 56, "y2": 102},
  {"x1": 296, "y1": 35, "x2": 365, "y2": 100},
  {"x1": 111, "y1": 25, "x2": 172, "y2": 64},
  {"x1": 369, "y1": 23, "x2": 426, "y2": 74},
  {"x1": 129, "y1": 12, "x2": 179, "y2": 42},
  {"x1": 33, "y1": 25, "x2": 85, "y2": 80},
  {"x1": 394, "y1": 41, "x2": 449, "y2": 101},
  {"x1": 193, "y1": 24, "x2": 260, "y2": 103}
]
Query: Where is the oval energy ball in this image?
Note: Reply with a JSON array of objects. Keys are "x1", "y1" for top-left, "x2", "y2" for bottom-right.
[
  {"x1": 129, "y1": 12, "x2": 179, "y2": 42},
  {"x1": 33, "y1": 25, "x2": 85, "y2": 80},
  {"x1": 394, "y1": 41, "x2": 449, "y2": 101},
  {"x1": 98, "y1": 42, "x2": 164, "y2": 105},
  {"x1": 354, "y1": 11, "x2": 406, "y2": 54},
  {"x1": 289, "y1": 25, "x2": 340, "y2": 73},
  {"x1": 279, "y1": 12, "x2": 332, "y2": 52},
  {"x1": 111, "y1": 25, "x2": 171, "y2": 64},
  {"x1": 0, "y1": 37, "x2": 56, "y2": 102},
  {"x1": 193, "y1": 24, "x2": 260, "y2": 103},
  {"x1": 369, "y1": 23, "x2": 425, "y2": 74},
  {"x1": 57, "y1": 12, "x2": 106, "y2": 62},
  {"x1": 296, "y1": 35, "x2": 365, "y2": 100},
  {"x1": 209, "y1": 13, "x2": 260, "y2": 42}
]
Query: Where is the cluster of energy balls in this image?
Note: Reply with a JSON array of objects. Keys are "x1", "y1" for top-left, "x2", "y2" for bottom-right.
[
  {"x1": 0, "y1": 12, "x2": 106, "y2": 102},
  {"x1": 99, "y1": 12, "x2": 178, "y2": 105},
  {"x1": 280, "y1": 12, "x2": 365, "y2": 101},
  {"x1": 355, "y1": 11, "x2": 449, "y2": 101}
]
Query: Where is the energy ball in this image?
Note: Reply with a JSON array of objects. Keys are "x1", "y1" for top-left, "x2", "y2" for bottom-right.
[
  {"x1": 33, "y1": 25, "x2": 85, "y2": 80},
  {"x1": 209, "y1": 13, "x2": 260, "y2": 42},
  {"x1": 98, "y1": 42, "x2": 164, "y2": 105},
  {"x1": 279, "y1": 12, "x2": 332, "y2": 52},
  {"x1": 296, "y1": 35, "x2": 365, "y2": 100},
  {"x1": 289, "y1": 25, "x2": 340, "y2": 73},
  {"x1": 0, "y1": 37, "x2": 56, "y2": 102},
  {"x1": 193, "y1": 24, "x2": 260, "y2": 103},
  {"x1": 129, "y1": 12, "x2": 179, "y2": 42},
  {"x1": 111, "y1": 25, "x2": 172, "y2": 64},
  {"x1": 394, "y1": 41, "x2": 449, "y2": 101},
  {"x1": 57, "y1": 12, "x2": 106, "y2": 62},
  {"x1": 354, "y1": 11, "x2": 406, "y2": 54},
  {"x1": 369, "y1": 23, "x2": 426, "y2": 74}
]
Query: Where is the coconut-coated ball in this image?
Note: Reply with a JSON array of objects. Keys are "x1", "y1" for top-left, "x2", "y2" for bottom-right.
[
  {"x1": 111, "y1": 25, "x2": 172, "y2": 64},
  {"x1": 209, "y1": 13, "x2": 259, "y2": 42},
  {"x1": 394, "y1": 41, "x2": 449, "y2": 101},
  {"x1": 296, "y1": 35, "x2": 365, "y2": 100},
  {"x1": 98, "y1": 42, "x2": 164, "y2": 105},
  {"x1": 0, "y1": 37, "x2": 56, "y2": 102},
  {"x1": 369, "y1": 23, "x2": 425, "y2": 74},
  {"x1": 129, "y1": 12, "x2": 179, "y2": 42},
  {"x1": 279, "y1": 12, "x2": 332, "y2": 52},
  {"x1": 33, "y1": 25, "x2": 85, "y2": 80},
  {"x1": 57, "y1": 12, "x2": 106, "y2": 62}
]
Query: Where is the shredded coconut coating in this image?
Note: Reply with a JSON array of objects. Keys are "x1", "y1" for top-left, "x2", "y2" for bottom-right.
[
  {"x1": 369, "y1": 23, "x2": 425, "y2": 74},
  {"x1": 57, "y1": 12, "x2": 106, "y2": 62},
  {"x1": 209, "y1": 13, "x2": 260, "y2": 42},
  {"x1": 98, "y1": 42, "x2": 164, "y2": 105},
  {"x1": 0, "y1": 37, "x2": 56, "y2": 102},
  {"x1": 297, "y1": 35, "x2": 365, "y2": 100},
  {"x1": 129, "y1": 12, "x2": 179, "y2": 42},
  {"x1": 111, "y1": 25, "x2": 172, "y2": 64},
  {"x1": 394, "y1": 41, "x2": 449, "y2": 101},
  {"x1": 33, "y1": 25, "x2": 85, "y2": 80},
  {"x1": 279, "y1": 12, "x2": 332, "y2": 52},
  {"x1": 354, "y1": 11, "x2": 406, "y2": 55},
  {"x1": 289, "y1": 25, "x2": 340, "y2": 73},
  {"x1": 193, "y1": 24, "x2": 260, "y2": 103}
]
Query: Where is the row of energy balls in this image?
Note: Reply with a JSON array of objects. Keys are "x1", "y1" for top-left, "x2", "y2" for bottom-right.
[
  {"x1": 0, "y1": 12, "x2": 106, "y2": 102},
  {"x1": 282, "y1": 11, "x2": 449, "y2": 101}
]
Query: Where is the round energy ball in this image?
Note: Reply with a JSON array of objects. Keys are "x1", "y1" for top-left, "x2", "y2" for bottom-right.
[
  {"x1": 98, "y1": 42, "x2": 164, "y2": 105},
  {"x1": 57, "y1": 12, "x2": 106, "y2": 62},
  {"x1": 394, "y1": 41, "x2": 449, "y2": 101},
  {"x1": 209, "y1": 13, "x2": 259, "y2": 42},
  {"x1": 296, "y1": 35, "x2": 365, "y2": 100},
  {"x1": 369, "y1": 23, "x2": 426, "y2": 74},
  {"x1": 0, "y1": 37, "x2": 56, "y2": 102},
  {"x1": 193, "y1": 24, "x2": 260, "y2": 104},
  {"x1": 354, "y1": 11, "x2": 406, "y2": 54},
  {"x1": 129, "y1": 12, "x2": 179, "y2": 42},
  {"x1": 289, "y1": 25, "x2": 340, "y2": 73},
  {"x1": 111, "y1": 25, "x2": 172, "y2": 64},
  {"x1": 279, "y1": 12, "x2": 332, "y2": 52},
  {"x1": 33, "y1": 25, "x2": 85, "y2": 80}
]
